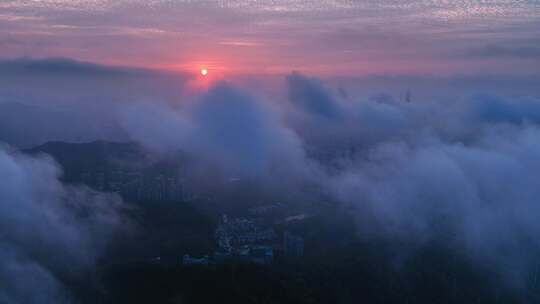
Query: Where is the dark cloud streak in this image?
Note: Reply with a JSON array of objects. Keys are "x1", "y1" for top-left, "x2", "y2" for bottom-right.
[{"x1": 465, "y1": 45, "x2": 540, "y2": 59}]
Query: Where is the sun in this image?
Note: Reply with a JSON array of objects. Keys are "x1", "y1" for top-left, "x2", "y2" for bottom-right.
[{"x1": 200, "y1": 68, "x2": 208, "y2": 76}]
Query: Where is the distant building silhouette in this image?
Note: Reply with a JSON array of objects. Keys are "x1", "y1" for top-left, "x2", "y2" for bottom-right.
[
  {"x1": 405, "y1": 88, "x2": 412, "y2": 103},
  {"x1": 283, "y1": 232, "x2": 304, "y2": 257}
]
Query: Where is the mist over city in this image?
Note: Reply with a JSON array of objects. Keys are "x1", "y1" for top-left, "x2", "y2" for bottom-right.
[{"x1": 1, "y1": 1, "x2": 540, "y2": 303}]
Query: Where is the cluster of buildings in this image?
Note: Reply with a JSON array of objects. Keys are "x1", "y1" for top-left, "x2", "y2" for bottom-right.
[
  {"x1": 80, "y1": 169, "x2": 189, "y2": 202},
  {"x1": 183, "y1": 212, "x2": 305, "y2": 267},
  {"x1": 182, "y1": 254, "x2": 209, "y2": 266},
  {"x1": 248, "y1": 203, "x2": 284, "y2": 216},
  {"x1": 214, "y1": 215, "x2": 277, "y2": 265}
]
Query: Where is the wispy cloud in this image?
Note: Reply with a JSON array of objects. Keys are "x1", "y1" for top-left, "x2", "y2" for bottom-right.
[{"x1": 0, "y1": 1, "x2": 538, "y2": 75}]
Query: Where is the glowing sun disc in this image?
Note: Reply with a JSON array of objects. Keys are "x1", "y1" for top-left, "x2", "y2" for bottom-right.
[{"x1": 200, "y1": 68, "x2": 208, "y2": 76}]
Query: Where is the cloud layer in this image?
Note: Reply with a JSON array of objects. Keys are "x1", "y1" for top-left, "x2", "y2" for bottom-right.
[
  {"x1": 124, "y1": 73, "x2": 540, "y2": 286},
  {"x1": 1, "y1": 59, "x2": 540, "y2": 297}
]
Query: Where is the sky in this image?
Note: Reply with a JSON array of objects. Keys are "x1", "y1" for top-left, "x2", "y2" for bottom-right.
[
  {"x1": 2, "y1": 3, "x2": 540, "y2": 301},
  {"x1": 1, "y1": 0, "x2": 539, "y2": 76}
]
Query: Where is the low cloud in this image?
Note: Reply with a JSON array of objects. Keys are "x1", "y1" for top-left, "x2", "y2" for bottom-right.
[
  {"x1": 0, "y1": 58, "x2": 190, "y2": 148},
  {"x1": 286, "y1": 72, "x2": 343, "y2": 121},
  {"x1": 121, "y1": 83, "x2": 307, "y2": 178},
  {"x1": 0, "y1": 147, "x2": 127, "y2": 303},
  {"x1": 1, "y1": 58, "x2": 540, "y2": 293},
  {"x1": 119, "y1": 72, "x2": 540, "y2": 287}
]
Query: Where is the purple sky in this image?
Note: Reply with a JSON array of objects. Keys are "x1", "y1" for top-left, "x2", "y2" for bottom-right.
[{"x1": 1, "y1": 0, "x2": 539, "y2": 76}]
